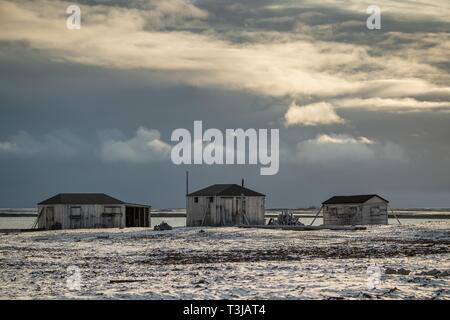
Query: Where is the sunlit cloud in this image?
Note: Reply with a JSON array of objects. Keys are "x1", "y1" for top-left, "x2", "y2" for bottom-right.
[
  {"x1": 296, "y1": 134, "x2": 405, "y2": 164},
  {"x1": 315, "y1": 134, "x2": 373, "y2": 145},
  {"x1": 1, "y1": 0, "x2": 448, "y2": 108},
  {"x1": 284, "y1": 101, "x2": 345, "y2": 126},
  {"x1": 333, "y1": 97, "x2": 450, "y2": 112},
  {"x1": 0, "y1": 130, "x2": 88, "y2": 158},
  {"x1": 0, "y1": 127, "x2": 171, "y2": 162},
  {"x1": 99, "y1": 127, "x2": 171, "y2": 163}
]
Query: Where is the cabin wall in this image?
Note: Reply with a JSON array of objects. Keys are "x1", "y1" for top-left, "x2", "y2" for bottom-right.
[
  {"x1": 361, "y1": 200, "x2": 388, "y2": 225},
  {"x1": 186, "y1": 196, "x2": 213, "y2": 227},
  {"x1": 37, "y1": 204, "x2": 126, "y2": 230},
  {"x1": 186, "y1": 196, "x2": 265, "y2": 227},
  {"x1": 243, "y1": 196, "x2": 265, "y2": 225},
  {"x1": 323, "y1": 199, "x2": 388, "y2": 225}
]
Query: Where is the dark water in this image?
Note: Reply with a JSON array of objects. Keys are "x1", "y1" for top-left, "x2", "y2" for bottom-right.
[{"x1": 0, "y1": 215, "x2": 448, "y2": 229}]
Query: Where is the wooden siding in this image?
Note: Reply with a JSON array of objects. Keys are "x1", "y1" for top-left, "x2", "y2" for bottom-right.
[
  {"x1": 186, "y1": 195, "x2": 265, "y2": 227},
  {"x1": 323, "y1": 196, "x2": 388, "y2": 225},
  {"x1": 37, "y1": 204, "x2": 150, "y2": 230}
]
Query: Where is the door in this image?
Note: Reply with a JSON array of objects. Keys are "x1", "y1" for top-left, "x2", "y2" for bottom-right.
[
  {"x1": 231, "y1": 197, "x2": 249, "y2": 225},
  {"x1": 126, "y1": 207, "x2": 133, "y2": 227},
  {"x1": 220, "y1": 198, "x2": 233, "y2": 225},
  {"x1": 103, "y1": 206, "x2": 120, "y2": 228},
  {"x1": 102, "y1": 215, "x2": 113, "y2": 228},
  {"x1": 45, "y1": 207, "x2": 55, "y2": 229},
  {"x1": 233, "y1": 197, "x2": 240, "y2": 224},
  {"x1": 70, "y1": 206, "x2": 82, "y2": 229}
]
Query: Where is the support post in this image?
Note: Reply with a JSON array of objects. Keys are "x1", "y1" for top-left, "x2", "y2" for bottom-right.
[
  {"x1": 389, "y1": 205, "x2": 402, "y2": 225},
  {"x1": 310, "y1": 205, "x2": 323, "y2": 226},
  {"x1": 149, "y1": 206, "x2": 152, "y2": 228},
  {"x1": 240, "y1": 193, "x2": 250, "y2": 225},
  {"x1": 32, "y1": 207, "x2": 45, "y2": 229},
  {"x1": 186, "y1": 171, "x2": 189, "y2": 195},
  {"x1": 201, "y1": 206, "x2": 206, "y2": 226}
]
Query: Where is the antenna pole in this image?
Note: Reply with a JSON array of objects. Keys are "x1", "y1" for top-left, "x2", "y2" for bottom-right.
[{"x1": 186, "y1": 171, "x2": 189, "y2": 195}]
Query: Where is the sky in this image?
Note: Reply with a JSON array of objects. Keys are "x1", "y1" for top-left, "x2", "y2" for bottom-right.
[{"x1": 0, "y1": 0, "x2": 449, "y2": 208}]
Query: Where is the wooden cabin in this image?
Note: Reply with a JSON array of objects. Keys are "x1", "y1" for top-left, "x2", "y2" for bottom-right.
[
  {"x1": 36, "y1": 193, "x2": 151, "y2": 230},
  {"x1": 186, "y1": 184, "x2": 265, "y2": 227},
  {"x1": 322, "y1": 194, "x2": 389, "y2": 225}
]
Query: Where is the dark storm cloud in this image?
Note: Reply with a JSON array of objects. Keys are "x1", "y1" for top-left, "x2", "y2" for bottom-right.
[{"x1": 0, "y1": 0, "x2": 449, "y2": 207}]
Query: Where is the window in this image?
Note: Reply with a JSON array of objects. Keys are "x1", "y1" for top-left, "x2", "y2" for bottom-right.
[
  {"x1": 103, "y1": 206, "x2": 121, "y2": 216},
  {"x1": 194, "y1": 197, "x2": 199, "y2": 203},
  {"x1": 209, "y1": 197, "x2": 214, "y2": 203},
  {"x1": 70, "y1": 206, "x2": 81, "y2": 219},
  {"x1": 348, "y1": 207, "x2": 357, "y2": 214},
  {"x1": 370, "y1": 206, "x2": 381, "y2": 216}
]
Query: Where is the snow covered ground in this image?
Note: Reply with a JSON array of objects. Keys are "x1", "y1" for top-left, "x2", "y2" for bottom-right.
[{"x1": 0, "y1": 222, "x2": 449, "y2": 299}]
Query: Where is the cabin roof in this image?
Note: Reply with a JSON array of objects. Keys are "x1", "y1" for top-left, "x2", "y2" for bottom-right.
[
  {"x1": 38, "y1": 193, "x2": 126, "y2": 205},
  {"x1": 187, "y1": 184, "x2": 265, "y2": 197},
  {"x1": 322, "y1": 194, "x2": 389, "y2": 205}
]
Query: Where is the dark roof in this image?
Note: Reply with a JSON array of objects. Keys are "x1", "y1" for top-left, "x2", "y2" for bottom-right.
[
  {"x1": 322, "y1": 194, "x2": 389, "y2": 205},
  {"x1": 38, "y1": 193, "x2": 125, "y2": 205},
  {"x1": 187, "y1": 184, "x2": 265, "y2": 197}
]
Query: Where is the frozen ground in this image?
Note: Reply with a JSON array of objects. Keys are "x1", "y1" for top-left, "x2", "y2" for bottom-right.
[{"x1": 0, "y1": 222, "x2": 449, "y2": 299}]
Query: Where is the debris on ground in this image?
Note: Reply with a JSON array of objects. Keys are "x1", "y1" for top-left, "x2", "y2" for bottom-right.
[
  {"x1": 385, "y1": 287, "x2": 398, "y2": 294},
  {"x1": 268, "y1": 210, "x2": 304, "y2": 226},
  {"x1": 385, "y1": 267, "x2": 411, "y2": 275},
  {"x1": 0, "y1": 222, "x2": 449, "y2": 299},
  {"x1": 109, "y1": 279, "x2": 146, "y2": 284},
  {"x1": 153, "y1": 221, "x2": 173, "y2": 231},
  {"x1": 419, "y1": 269, "x2": 450, "y2": 277}
]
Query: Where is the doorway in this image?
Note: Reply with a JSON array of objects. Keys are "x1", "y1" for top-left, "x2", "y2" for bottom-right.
[{"x1": 125, "y1": 206, "x2": 150, "y2": 227}]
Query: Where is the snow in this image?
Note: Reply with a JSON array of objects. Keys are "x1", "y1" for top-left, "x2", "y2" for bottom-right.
[{"x1": 0, "y1": 222, "x2": 449, "y2": 299}]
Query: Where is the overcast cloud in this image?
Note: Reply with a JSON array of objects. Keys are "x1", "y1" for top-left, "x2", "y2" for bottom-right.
[{"x1": 0, "y1": 0, "x2": 449, "y2": 207}]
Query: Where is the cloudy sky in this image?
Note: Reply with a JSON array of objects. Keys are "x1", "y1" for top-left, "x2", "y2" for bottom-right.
[{"x1": 0, "y1": 0, "x2": 449, "y2": 208}]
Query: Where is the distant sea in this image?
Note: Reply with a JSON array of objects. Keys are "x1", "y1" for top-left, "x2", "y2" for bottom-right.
[{"x1": 0, "y1": 208, "x2": 449, "y2": 229}]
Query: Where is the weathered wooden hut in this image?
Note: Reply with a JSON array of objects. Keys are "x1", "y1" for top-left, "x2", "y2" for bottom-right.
[
  {"x1": 322, "y1": 194, "x2": 389, "y2": 225},
  {"x1": 36, "y1": 193, "x2": 151, "y2": 230},
  {"x1": 186, "y1": 184, "x2": 265, "y2": 227}
]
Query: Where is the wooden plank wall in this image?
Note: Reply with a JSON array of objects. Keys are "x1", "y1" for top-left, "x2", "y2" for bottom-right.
[
  {"x1": 186, "y1": 196, "x2": 265, "y2": 227},
  {"x1": 323, "y1": 200, "x2": 388, "y2": 225},
  {"x1": 37, "y1": 204, "x2": 151, "y2": 230}
]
